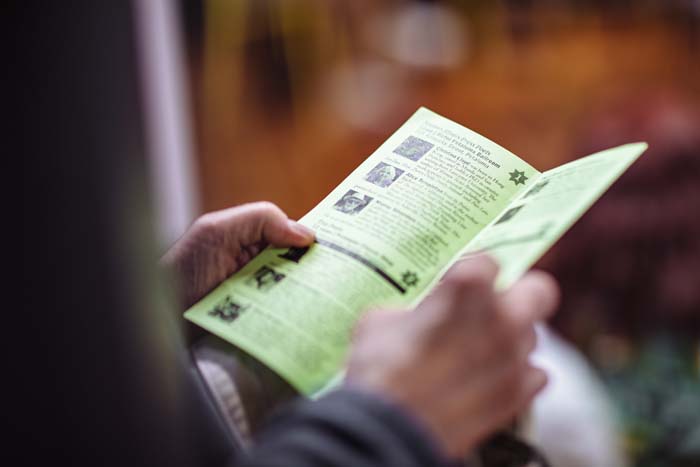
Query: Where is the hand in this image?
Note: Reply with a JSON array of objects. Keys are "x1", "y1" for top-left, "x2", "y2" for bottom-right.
[
  {"x1": 345, "y1": 256, "x2": 559, "y2": 459},
  {"x1": 161, "y1": 202, "x2": 315, "y2": 309}
]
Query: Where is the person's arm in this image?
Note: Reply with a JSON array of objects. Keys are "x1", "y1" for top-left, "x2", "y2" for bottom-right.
[
  {"x1": 238, "y1": 389, "x2": 452, "y2": 467},
  {"x1": 163, "y1": 203, "x2": 558, "y2": 466}
]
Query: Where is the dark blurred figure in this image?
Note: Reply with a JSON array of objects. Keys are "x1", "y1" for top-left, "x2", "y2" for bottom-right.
[{"x1": 547, "y1": 91, "x2": 700, "y2": 467}]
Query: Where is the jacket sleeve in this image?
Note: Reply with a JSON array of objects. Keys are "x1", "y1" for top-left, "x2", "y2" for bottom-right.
[{"x1": 235, "y1": 389, "x2": 454, "y2": 467}]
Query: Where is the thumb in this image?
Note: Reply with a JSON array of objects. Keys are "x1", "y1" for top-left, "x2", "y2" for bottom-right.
[
  {"x1": 209, "y1": 202, "x2": 315, "y2": 248},
  {"x1": 419, "y1": 254, "x2": 499, "y2": 327}
]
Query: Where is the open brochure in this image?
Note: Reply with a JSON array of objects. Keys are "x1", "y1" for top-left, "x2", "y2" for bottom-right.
[{"x1": 185, "y1": 107, "x2": 647, "y2": 395}]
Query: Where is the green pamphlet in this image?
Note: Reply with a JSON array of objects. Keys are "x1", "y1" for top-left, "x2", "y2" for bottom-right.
[{"x1": 185, "y1": 107, "x2": 647, "y2": 395}]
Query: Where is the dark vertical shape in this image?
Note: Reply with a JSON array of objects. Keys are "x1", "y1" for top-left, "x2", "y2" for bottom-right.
[
  {"x1": 243, "y1": 1, "x2": 294, "y2": 117},
  {"x1": 15, "y1": 2, "x2": 233, "y2": 466}
]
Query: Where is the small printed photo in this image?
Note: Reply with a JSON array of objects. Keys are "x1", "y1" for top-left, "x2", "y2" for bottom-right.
[
  {"x1": 249, "y1": 265, "x2": 286, "y2": 292},
  {"x1": 333, "y1": 190, "x2": 373, "y2": 215},
  {"x1": 278, "y1": 246, "x2": 310, "y2": 263},
  {"x1": 364, "y1": 162, "x2": 404, "y2": 188},
  {"x1": 495, "y1": 205, "x2": 524, "y2": 225},
  {"x1": 523, "y1": 180, "x2": 549, "y2": 199},
  {"x1": 392, "y1": 136, "x2": 434, "y2": 161},
  {"x1": 207, "y1": 296, "x2": 249, "y2": 323}
]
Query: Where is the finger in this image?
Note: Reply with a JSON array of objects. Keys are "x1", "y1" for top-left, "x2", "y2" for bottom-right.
[
  {"x1": 477, "y1": 366, "x2": 548, "y2": 435},
  {"x1": 499, "y1": 270, "x2": 560, "y2": 327},
  {"x1": 441, "y1": 254, "x2": 499, "y2": 285},
  {"x1": 427, "y1": 255, "x2": 499, "y2": 326},
  {"x1": 212, "y1": 202, "x2": 315, "y2": 248},
  {"x1": 449, "y1": 366, "x2": 547, "y2": 444},
  {"x1": 352, "y1": 308, "x2": 403, "y2": 340},
  {"x1": 496, "y1": 366, "x2": 548, "y2": 421}
]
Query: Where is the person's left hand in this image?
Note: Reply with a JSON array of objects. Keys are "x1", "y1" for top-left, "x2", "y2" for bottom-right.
[{"x1": 161, "y1": 202, "x2": 315, "y2": 309}]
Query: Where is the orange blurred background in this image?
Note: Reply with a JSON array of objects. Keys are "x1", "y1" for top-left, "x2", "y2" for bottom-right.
[{"x1": 182, "y1": 0, "x2": 699, "y2": 219}]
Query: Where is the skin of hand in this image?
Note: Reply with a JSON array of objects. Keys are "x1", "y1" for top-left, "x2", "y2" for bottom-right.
[
  {"x1": 160, "y1": 202, "x2": 315, "y2": 309},
  {"x1": 345, "y1": 256, "x2": 560, "y2": 459}
]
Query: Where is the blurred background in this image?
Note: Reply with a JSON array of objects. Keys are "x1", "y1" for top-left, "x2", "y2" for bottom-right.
[
  {"x1": 178, "y1": 0, "x2": 699, "y2": 218},
  {"x1": 173, "y1": 1, "x2": 699, "y2": 466}
]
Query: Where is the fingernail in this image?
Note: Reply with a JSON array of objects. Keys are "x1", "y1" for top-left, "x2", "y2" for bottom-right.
[{"x1": 288, "y1": 220, "x2": 315, "y2": 240}]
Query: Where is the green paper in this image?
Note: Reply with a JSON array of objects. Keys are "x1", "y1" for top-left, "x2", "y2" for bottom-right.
[{"x1": 185, "y1": 107, "x2": 647, "y2": 395}]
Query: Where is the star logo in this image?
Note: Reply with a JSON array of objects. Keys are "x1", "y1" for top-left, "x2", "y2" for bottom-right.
[
  {"x1": 401, "y1": 271, "x2": 419, "y2": 287},
  {"x1": 208, "y1": 296, "x2": 249, "y2": 323},
  {"x1": 508, "y1": 169, "x2": 528, "y2": 186}
]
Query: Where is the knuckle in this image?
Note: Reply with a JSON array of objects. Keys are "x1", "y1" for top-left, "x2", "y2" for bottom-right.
[
  {"x1": 439, "y1": 270, "x2": 469, "y2": 289},
  {"x1": 524, "y1": 271, "x2": 560, "y2": 314},
  {"x1": 529, "y1": 270, "x2": 559, "y2": 298},
  {"x1": 441, "y1": 269, "x2": 490, "y2": 295},
  {"x1": 472, "y1": 254, "x2": 499, "y2": 273},
  {"x1": 251, "y1": 201, "x2": 284, "y2": 217},
  {"x1": 193, "y1": 212, "x2": 219, "y2": 234}
]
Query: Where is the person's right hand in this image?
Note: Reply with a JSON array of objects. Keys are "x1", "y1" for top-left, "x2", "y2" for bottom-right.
[{"x1": 345, "y1": 256, "x2": 559, "y2": 459}]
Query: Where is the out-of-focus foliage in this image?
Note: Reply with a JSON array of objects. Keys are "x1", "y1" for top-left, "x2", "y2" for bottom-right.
[{"x1": 602, "y1": 336, "x2": 700, "y2": 467}]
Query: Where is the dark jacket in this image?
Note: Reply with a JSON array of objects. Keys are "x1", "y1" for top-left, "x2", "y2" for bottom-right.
[{"x1": 239, "y1": 390, "x2": 449, "y2": 467}]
